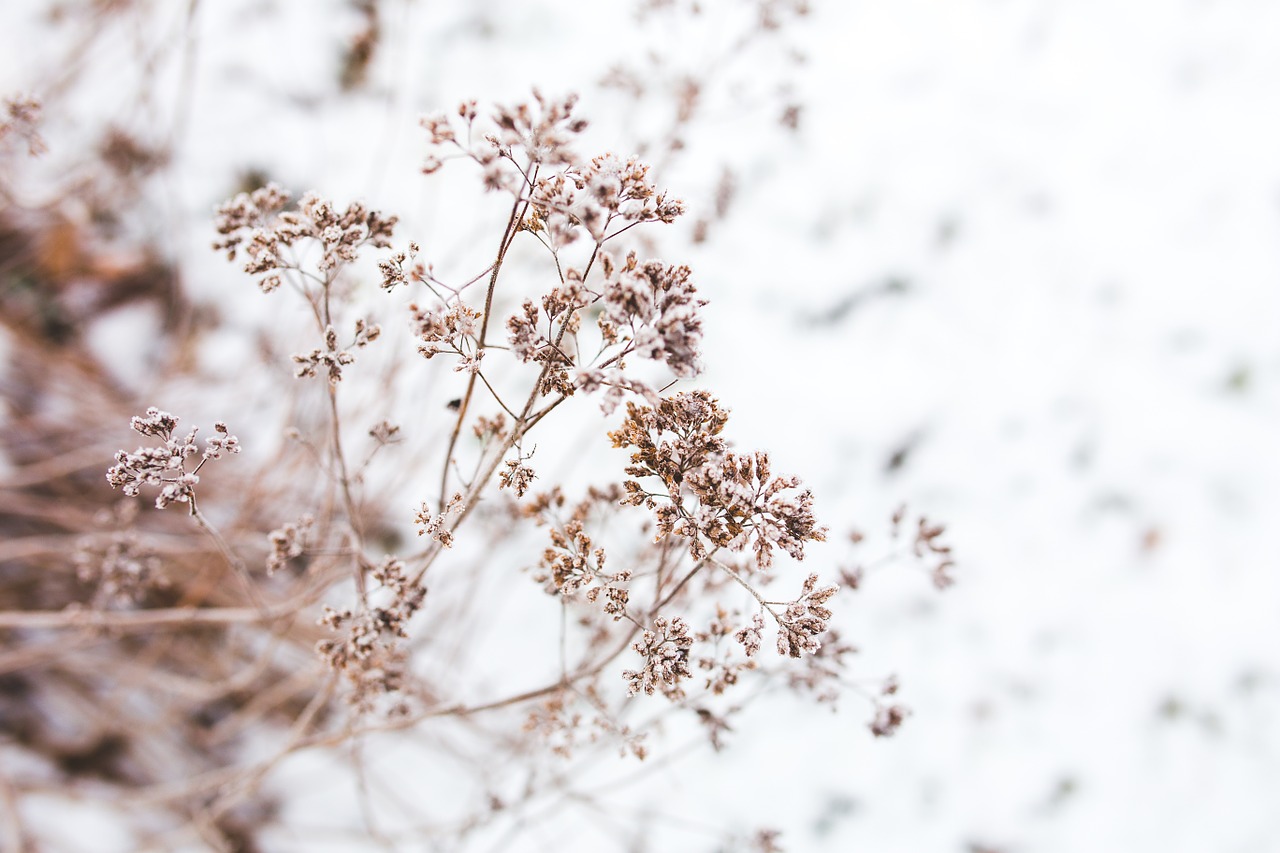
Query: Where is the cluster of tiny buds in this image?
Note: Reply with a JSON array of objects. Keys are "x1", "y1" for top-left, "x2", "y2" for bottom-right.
[
  {"x1": 890, "y1": 505, "x2": 956, "y2": 590},
  {"x1": 317, "y1": 559, "x2": 425, "y2": 713},
  {"x1": 411, "y1": 301, "x2": 483, "y2": 373},
  {"x1": 596, "y1": 251, "x2": 705, "y2": 379},
  {"x1": 696, "y1": 610, "x2": 761, "y2": 696},
  {"x1": 869, "y1": 703, "x2": 909, "y2": 738},
  {"x1": 610, "y1": 391, "x2": 826, "y2": 568},
  {"x1": 292, "y1": 320, "x2": 381, "y2": 384},
  {"x1": 376, "y1": 241, "x2": 423, "y2": 291},
  {"x1": 623, "y1": 615, "x2": 694, "y2": 698},
  {"x1": 74, "y1": 532, "x2": 165, "y2": 605},
  {"x1": 106, "y1": 408, "x2": 239, "y2": 509},
  {"x1": 532, "y1": 516, "x2": 632, "y2": 618},
  {"x1": 413, "y1": 493, "x2": 465, "y2": 548},
  {"x1": 776, "y1": 573, "x2": 838, "y2": 657},
  {"x1": 734, "y1": 612, "x2": 766, "y2": 657},
  {"x1": 527, "y1": 154, "x2": 685, "y2": 244},
  {"x1": 495, "y1": 246, "x2": 708, "y2": 408},
  {"x1": 212, "y1": 183, "x2": 396, "y2": 293},
  {"x1": 498, "y1": 453, "x2": 537, "y2": 498},
  {"x1": 0, "y1": 93, "x2": 46, "y2": 156},
  {"x1": 266, "y1": 514, "x2": 314, "y2": 575},
  {"x1": 417, "y1": 93, "x2": 683, "y2": 249},
  {"x1": 419, "y1": 90, "x2": 585, "y2": 181}
]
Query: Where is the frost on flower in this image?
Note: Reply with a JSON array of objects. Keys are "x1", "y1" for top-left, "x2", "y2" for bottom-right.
[
  {"x1": 318, "y1": 555, "x2": 425, "y2": 714},
  {"x1": 213, "y1": 184, "x2": 396, "y2": 292},
  {"x1": 609, "y1": 391, "x2": 826, "y2": 566},
  {"x1": 106, "y1": 408, "x2": 239, "y2": 509},
  {"x1": 414, "y1": 493, "x2": 465, "y2": 547},
  {"x1": 776, "y1": 573, "x2": 838, "y2": 658},
  {"x1": 623, "y1": 615, "x2": 694, "y2": 699},
  {"x1": 598, "y1": 251, "x2": 706, "y2": 379}
]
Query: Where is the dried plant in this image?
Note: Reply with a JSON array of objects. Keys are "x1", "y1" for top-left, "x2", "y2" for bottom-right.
[{"x1": 0, "y1": 4, "x2": 954, "y2": 850}]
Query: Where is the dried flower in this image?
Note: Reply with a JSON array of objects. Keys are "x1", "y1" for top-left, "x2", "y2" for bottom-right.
[
  {"x1": 869, "y1": 703, "x2": 909, "y2": 738},
  {"x1": 498, "y1": 456, "x2": 537, "y2": 498},
  {"x1": 292, "y1": 325, "x2": 356, "y2": 384},
  {"x1": 213, "y1": 185, "x2": 396, "y2": 292},
  {"x1": 369, "y1": 420, "x2": 402, "y2": 444},
  {"x1": 106, "y1": 408, "x2": 238, "y2": 509},
  {"x1": 735, "y1": 613, "x2": 765, "y2": 657},
  {"x1": 610, "y1": 392, "x2": 826, "y2": 565},
  {"x1": 472, "y1": 413, "x2": 508, "y2": 442},
  {"x1": 598, "y1": 252, "x2": 706, "y2": 378},
  {"x1": 318, "y1": 556, "x2": 425, "y2": 712},
  {"x1": 776, "y1": 573, "x2": 838, "y2": 657},
  {"x1": 414, "y1": 493, "x2": 465, "y2": 547},
  {"x1": 532, "y1": 514, "x2": 632, "y2": 619},
  {"x1": 413, "y1": 301, "x2": 483, "y2": 373},
  {"x1": 0, "y1": 93, "x2": 46, "y2": 156},
  {"x1": 266, "y1": 514, "x2": 314, "y2": 575},
  {"x1": 75, "y1": 532, "x2": 165, "y2": 605},
  {"x1": 623, "y1": 615, "x2": 694, "y2": 699}
]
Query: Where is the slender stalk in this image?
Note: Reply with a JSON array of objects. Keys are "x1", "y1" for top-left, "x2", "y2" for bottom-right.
[
  {"x1": 437, "y1": 195, "x2": 526, "y2": 511},
  {"x1": 188, "y1": 497, "x2": 267, "y2": 612},
  {"x1": 0, "y1": 586, "x2": 321, "y2": 630}
]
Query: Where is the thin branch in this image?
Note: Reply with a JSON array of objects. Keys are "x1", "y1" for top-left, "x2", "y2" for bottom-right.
[
  {"x1": 0, "y1": 586, "x2": 321, "y2": 630},
  {"x1": 188, "y1": 497, "x2": 267, "y2": 612},
  {"x1": 438, "y1": 193, "x2": 526, "y2": 510}
]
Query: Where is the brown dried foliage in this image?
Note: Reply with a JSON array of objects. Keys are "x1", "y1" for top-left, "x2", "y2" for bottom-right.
[{"x1": 0, "y1": 3, "x2": 952, "y2": 849}]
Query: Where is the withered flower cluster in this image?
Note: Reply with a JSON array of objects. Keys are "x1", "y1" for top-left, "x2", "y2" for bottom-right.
[
  {"x1": 74, "y1": 530, "x2": 165, "y2": 606},
  {"x1": 776, "y1": 573, "x2": 838, "y2": 658},
  {"x1": 318, "y1": 557, "x2": 424, "y2": 714},
  {"x1": 266, "y1": 514, "x2": 313, "y2": 575},
  {"x1": 106, "y1": 408, "x2": 239, "y2": 510},
  {"x1": 99, "y1": 92, "x2": 950, "y2": 786},
  {"x1": 0, "y1": 93, "x2": 46, "y2": 156},
  {"x1": 527, "y1": 489, "x2": 632, "y2": 620},
  {"x1": 610, "y1": 390, "x2": 825, "y2": 567},
  {"x1": 597, "y1": 251, "x2": 706, "y2": 379},
  {"x1": 623, "y1": 615, "x2": 694, "y2": 698},
  {"x1": 213, "y1": 184, "x2": 397, "y2": 294}
]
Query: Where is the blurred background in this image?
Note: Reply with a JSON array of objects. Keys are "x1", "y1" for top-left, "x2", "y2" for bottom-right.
[{"x1": 2, "y1": 1, "x2": 1278, "y2": 850}]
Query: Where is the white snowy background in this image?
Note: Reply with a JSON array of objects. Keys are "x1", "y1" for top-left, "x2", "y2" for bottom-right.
[{"x1": 2, "y1": 0, "x2": 1278, "y2": 851}]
